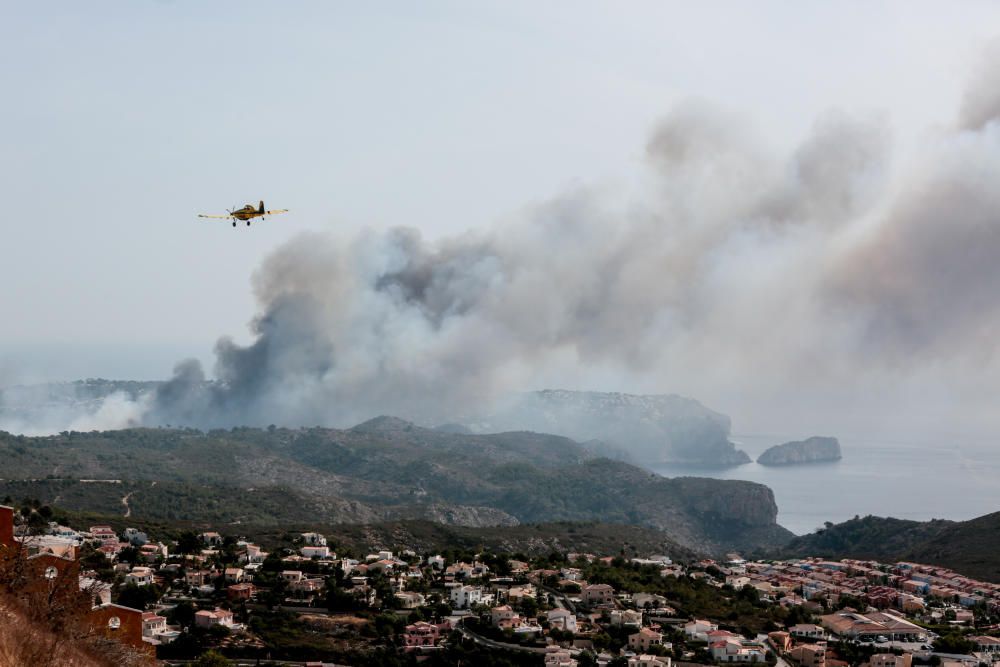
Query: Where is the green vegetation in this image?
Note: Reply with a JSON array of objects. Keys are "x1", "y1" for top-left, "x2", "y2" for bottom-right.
[
  {"x1": 776, "y1": 512, "x2": 1000, "y2": 582},
  {"x1": 0, "y1": 423, "x2": 793, "y2": 555},
  {"x1": 932, "y1": 631, "x2": 976, "y2": 654}
]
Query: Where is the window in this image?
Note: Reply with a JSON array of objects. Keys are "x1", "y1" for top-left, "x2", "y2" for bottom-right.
[
  {"x1": 108, "y1": 616, "x2": 121, "y2": 630},
  {"x1": 44, "y1": 566, "x2": 58, "y2": 580}
]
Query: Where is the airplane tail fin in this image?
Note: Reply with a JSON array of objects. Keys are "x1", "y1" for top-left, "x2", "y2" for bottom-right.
[{"x1": 259, "y1": 200, "x2": 265, "y2": 214}]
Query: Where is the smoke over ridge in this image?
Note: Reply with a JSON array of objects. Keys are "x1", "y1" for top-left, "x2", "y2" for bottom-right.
[{"x1": 7, "y1": 55, "x2": 1000, "y2": 437}]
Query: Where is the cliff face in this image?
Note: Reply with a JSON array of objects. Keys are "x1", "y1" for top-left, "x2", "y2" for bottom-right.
[
  {"x1": 474, "y1": 390, "x2": 751, "y2": 467},
  {"x1": 757, "y1": 436, "x2": 842, "y2": 466},
  {"x1": 670, "y1": 477, "x2": 780, "y2": 527}
]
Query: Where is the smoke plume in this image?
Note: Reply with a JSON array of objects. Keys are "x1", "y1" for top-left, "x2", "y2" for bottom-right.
[{"x1": 8, "y1": 54, "x2": 1000, "y2": 438}]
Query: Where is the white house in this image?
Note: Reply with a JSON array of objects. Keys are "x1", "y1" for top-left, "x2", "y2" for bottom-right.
[
  {"x1": 711, "y1": 638, "x2": 768, "y2": 662},
  {"x1": 122, "y1": 528, "x2": 148, "y2": 546},
  {"x1": 547, "y1": 608, "x2": 577, "y2": 633},
  {"x1": 224, "y1": 567, "x2": 246, "y2": 583},
  {"x1": 200, "y1": 532, "x2": 223, "y2": 546},
  {"x1": 240, "y1": 543, "x2": 267, "y2": 564},
  {"x1": 141, "y1": 612, "x2": 167, "y2": 638},
  {"x1": 194, "y1": 608, "x2": 234, "y2": 629},
  {"x1": 301, "y1": 532, "x2": 327, "y2": 546},
  {"x1": 790, "y1": 624, "x2": 825, "y2": 640},
  {"x1": 428, "y1": 555, "x2": 446, "y2": 570},
  {"x1": 301, "y1": 545, "x2": 331, "y2": 559},
  {"x1": 395, "y1": 591, "x2": 426, "y2": 609},
  {"x1": 685, "y1": 619, "x2": 719, "y2": 642},
  {"x1": 450, "y1": 585, "x2": 483, "y2": 609},
  {"x1": 124, "y1": 567, "x2": 154, "y2": 587},
  {"x1": 629, "y1": 656, "x2": 671, "y2": 667},
  {"x1": 610, "y1": 609, "x2": 643, "y2": 627},
  {"x1": 544, "y1": 646, "x2": 577, "y2": 666}
]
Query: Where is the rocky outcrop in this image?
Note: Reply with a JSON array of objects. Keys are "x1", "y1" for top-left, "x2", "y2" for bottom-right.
[
  {"x1": 472, "y1": 389, "x2": 751, "y2": 467},
  {"x1": 757, "y1": 436, "x2": 841, "y2": 466}
]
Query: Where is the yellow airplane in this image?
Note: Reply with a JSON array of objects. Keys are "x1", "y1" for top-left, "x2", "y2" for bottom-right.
[{"x1": 198, "y1": 200, "x2": 288, "y2": 227}]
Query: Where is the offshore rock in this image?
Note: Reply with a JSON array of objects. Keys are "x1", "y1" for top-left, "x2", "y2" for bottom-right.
[{"x1": 757, "y1": 436, "x2": 842, "y2": 466}]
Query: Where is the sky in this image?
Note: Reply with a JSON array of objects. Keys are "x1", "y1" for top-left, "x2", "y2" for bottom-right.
[{"x1": 3, "y1": 2, "x2": 1000, "y2": 438}]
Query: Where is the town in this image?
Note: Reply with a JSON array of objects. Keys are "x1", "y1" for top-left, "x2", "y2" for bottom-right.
[{"x1": 1, "y1": 502, "x2": 999, "y2": 667}]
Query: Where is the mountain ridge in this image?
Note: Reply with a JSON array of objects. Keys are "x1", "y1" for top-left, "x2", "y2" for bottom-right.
[{"x1": 0, "y1": 420, "x2": 791, "y2": 556}]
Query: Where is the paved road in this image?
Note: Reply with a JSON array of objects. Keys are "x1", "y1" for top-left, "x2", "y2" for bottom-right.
[
  {"x1": 457, "y1": 624, "x2": 547, "y2": 654},
  {"x1": 538, "y1": 583, "x2": 576, "y2": 614}
]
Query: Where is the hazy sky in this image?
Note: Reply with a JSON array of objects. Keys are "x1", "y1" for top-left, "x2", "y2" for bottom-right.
[{"x1": 3, "y1": 2, "x2": 1000, "y2": 437}]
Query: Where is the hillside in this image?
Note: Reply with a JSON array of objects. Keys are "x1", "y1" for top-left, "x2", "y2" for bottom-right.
[
  {"x1": 470, "y1": 389, "x2": 751, "y2": 466},
  {"x1": 53, "y1": 508, "x2": 704, "y2": 562},
  {"x1": 776, "y1": 511, "x2": 1000, "y2": 582},
  {"x1": 0, "y1": 420, "x2": 793, "y2": 555}
]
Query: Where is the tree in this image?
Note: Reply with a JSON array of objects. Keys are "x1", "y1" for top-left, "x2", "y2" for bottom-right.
[
  {"x1": 116, "y1": 582, "x2": 159, "y2": 610},
  {"x1": 118, "y1": 546, "x2": 141, "y2": 565},
  {"x1": 519, "y1": 596, "x2": 539, "y2": 619},
  {"x1": 327, "y1": 586, "x2": 363, "y2": 612},
  {"x1": 933, "y1": 631, "x2": 974, "y2": 655},
  {"x1": 177, "y1": 531, "x2": 202, "y2": 555},
  {"x1": 738, "y1": 584, "x2": 761, "y2": 605},
  {"x1": 169, "y1": 601, "x2": 196, "y2": 628}
]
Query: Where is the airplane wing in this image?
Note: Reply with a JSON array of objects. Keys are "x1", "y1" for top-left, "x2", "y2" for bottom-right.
[
  {"x1": 264, "y1": 209, "x2": 289, "y2": 215},
  {"x1": 198, "y1": 214, "x2": 233, "y2": 219}
]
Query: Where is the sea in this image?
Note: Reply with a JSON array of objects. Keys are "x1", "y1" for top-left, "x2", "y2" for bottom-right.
[{"x1": 650, "y1": 434, "x2": 1000, "y2": 536}]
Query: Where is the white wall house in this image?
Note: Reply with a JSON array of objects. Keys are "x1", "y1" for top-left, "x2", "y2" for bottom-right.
[{"x1": 450, "y1": 585, "x2": 483, "y2": 609}]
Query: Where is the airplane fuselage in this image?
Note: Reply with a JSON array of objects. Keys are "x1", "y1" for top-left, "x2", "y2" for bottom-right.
[{"x1": 232, "y1": 204, "x2": 264, "y2": 220}]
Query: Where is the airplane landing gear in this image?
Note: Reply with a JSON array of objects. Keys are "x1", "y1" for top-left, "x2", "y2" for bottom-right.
[
  {"x1": 232, "y1": 221, "x2": 236, "y2": 227},
  {"x1": 247, "y1": 220, "x2": 251, "y2": 226}
]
